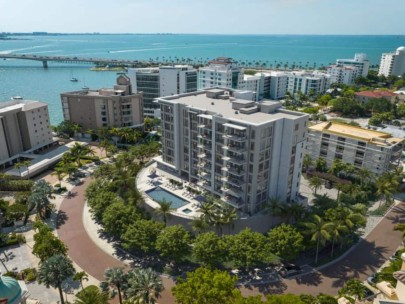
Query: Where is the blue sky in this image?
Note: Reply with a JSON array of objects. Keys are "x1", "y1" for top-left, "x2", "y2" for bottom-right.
[{"x1": 1, "y1": 0, "x2": 404, "y2": 34}]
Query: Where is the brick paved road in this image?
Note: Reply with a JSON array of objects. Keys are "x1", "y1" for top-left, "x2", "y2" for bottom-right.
[
  {"x1": 57, "y1": 178, "x2": 175, "y2": 303},
  {"x1": 57, "y1": 178, "x2": 405, "y2": 300}
]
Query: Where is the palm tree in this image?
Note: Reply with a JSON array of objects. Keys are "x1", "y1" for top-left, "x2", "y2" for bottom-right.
[
  {"x1": 264, "y1": 197, "x2": 287, "y2": 226},
  {"x1": 74, "y1": 286, "x2": 109, "y2": 304},
  {"x1": 73, "y1": 271, "x2": 89, "y2": 290},
  {"x1": 155, "y1": 199, "x2": 175, "y2": 226},
  {"x1": 21, "y1": 160, "x2": 31, "y2": 177},
  {"x1": 99, "y1": 140, "x2": 110, "y2": 158},
  {"x1": 190, "y1": 217, "x2": 209, "y2": 234},
  {"x1": 197, "y1": 200, "x2": 216, "y2": 224},
  {"x1": 68, "y1": 143, "x2": 87, "y2": 167},
  {"x1": 357, "y1": 167, "x2": 372, "y2": 186},
  {"x1": 37, "y1": 254, "x2": 76, "y2": 304},
  {"x1": 301, "y1": 214, "x2": 332, "y2": 264},
  {"x1": 328, "y1": 221, "x2": 348, "y2": 257},
  {"x1": 302, "y1": 154, "x2": 312, "y2": 172},
  {"x1": 309, "y1": 176, "x2": 323, "y2": 195},
  {"x1": 27, "y1": 180, "x2": 54, "y2": 219},
  {"x1": 14, "y1": 161, "x2": 23, "y2": 175},
  {"x1": 104, "y1": 267, "x2": 126, "y2": 304},
  {"x1": 376, "y1": 172, "x2": 400, "y2": 208},
  {"x1": 52, "y1": 166, "x2": 66, "y2": 187},
  {"x1": 125, "y1": 268, "x2": 164, "y2": 304},
  {"x1": 219, "y1": 204, "x2": 238, "y2": 234}
]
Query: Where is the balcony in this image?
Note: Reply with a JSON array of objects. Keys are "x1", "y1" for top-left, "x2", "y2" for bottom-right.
[
  {"x1": 220, "y1": 186, "x2": 243, "y2": 198},
  {"x1": 222, "y1": 134, "x2": 246, "y2": 142},
  {"x1": 221, "y1": 166, "x2": 245, "y2": 176},
  {"x1": 226, "y1": 178, "x2": 245, "y2": 188}
]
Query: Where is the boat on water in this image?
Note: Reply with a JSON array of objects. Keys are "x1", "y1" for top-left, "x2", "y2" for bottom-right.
[
  {"x1": 70, "y1": 77, "x2": 78, "y2": 82},
  {"x1": 82, "y1": 85, "x2": 89, "y2": 90},
  {"x1": 11, "y1": 96, "x2": 23, "y2": 100}
]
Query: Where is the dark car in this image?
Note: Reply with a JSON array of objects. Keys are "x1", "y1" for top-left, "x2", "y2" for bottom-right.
[
  {"x1": 277, "y1": 264, "x2": 302, "y2": 278},
  {"x1": 73, "y1": 171, "x2": 86, "y2": 178}
]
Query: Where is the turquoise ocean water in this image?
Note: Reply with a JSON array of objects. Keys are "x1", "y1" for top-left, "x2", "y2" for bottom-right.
[{"x1": 0, "y1": 34, "x2": 404, "y2": 124}]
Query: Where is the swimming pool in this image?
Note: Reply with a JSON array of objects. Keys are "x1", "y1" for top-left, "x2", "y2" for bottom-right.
[{"x1": 146, "y1": 187, "x2": 189, "y2": 209}]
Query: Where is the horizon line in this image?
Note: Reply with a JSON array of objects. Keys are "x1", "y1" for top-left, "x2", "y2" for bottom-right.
[{"x1": 2, "y1": 32, "x2": 405, "y2": 36}]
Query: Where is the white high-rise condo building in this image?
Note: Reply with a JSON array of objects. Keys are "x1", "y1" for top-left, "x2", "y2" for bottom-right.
[
  {"x1": 127, "y1": 65, "x2": 197, "y2": 117},
  {"x1": 287, "y1": 71, "x2": 331, "y2": 96},
  {"x1": 155, "y1": 88, "x2": 309, "y2": 214},
  {"x1": 336, "y1": 53, "x2": 370, "y2": 77},
  {"x1": 379, "y1": 47, "x2": 405, "y2": 77},
  {"x1": 198, "y1": 57, "x2": 244, "y2": 90},
  {"x1": 0, "y1": 100, "x2": 54, "y2": 166},
  {"x1": 307, "y1": 122, "x2": 404, "y2": 175}
]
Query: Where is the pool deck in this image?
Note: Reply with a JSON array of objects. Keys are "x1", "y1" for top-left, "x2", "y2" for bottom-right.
[{"x1": 137, "y1": 161, "x2": 201, "y2": 219}]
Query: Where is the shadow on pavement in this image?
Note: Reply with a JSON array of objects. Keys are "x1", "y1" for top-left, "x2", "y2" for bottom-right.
[{"x1": 56, "y1": 210, "x2": 69, "y2": 229}]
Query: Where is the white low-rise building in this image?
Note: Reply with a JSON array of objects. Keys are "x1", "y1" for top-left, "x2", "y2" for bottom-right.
[
  {"x1": 155, "y1": 88, "x2": 309, "y2": 214},
  {"x1": 379, "y1": 47, "x2": 405, "y2": 77}
]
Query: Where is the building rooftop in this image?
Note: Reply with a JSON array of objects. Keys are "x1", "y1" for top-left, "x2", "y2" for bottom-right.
[
  {"x1": 0, "y1": 100, "x2": 47, "y2": 114},
  {"x1": 156, "y1": 90, "x2": 306, "y2": 125},
  {"x1": 355, "y1": 91, "x2": 397, "y2": 98},
  {"x1": 310, "y1": 122, "x2": 403, "y2": 146}
]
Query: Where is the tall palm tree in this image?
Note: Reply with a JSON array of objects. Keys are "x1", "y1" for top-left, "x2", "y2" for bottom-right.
[
  {"x1": 73, "y1": 271, "x2": 89, "y2": 290},
  {"x1": 376, "y1": 172, "x2": 400, "y2": 208},
  {"x1": 301, "y1": 214, "x2": 332, "y2": 264},
  {"x1": 125, "y1": 268, "x2": 164, "y2": 304},
  {"x1": 328, "y1": 221, "x2": 348, "y2": 257},
  {"x1": 309, "y1": 176, "x2": 323, "y2": 195},
  {"x1": 155, "y1": 199, "x2": 175, "y2": 226},
  {"x1": 74, "y1": 286, "x2": 109, "y2": 304},
  {"x1": 37, "y1": 254, "x2": 76, "y2": 304},
  {"x1": 52, "y1": 166, "x2": 66, "y2": 187},
  {"x1": 104, "y1": 267, "x2": 126, "y2": 304},
  {"x1": 99, "y1": 140, "x2": 110, "y2": 158}
]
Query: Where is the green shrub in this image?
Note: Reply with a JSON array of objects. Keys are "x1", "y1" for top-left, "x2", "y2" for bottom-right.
[
  {"x1": 0, "y1": 179, "x2": 33, "y2": 191},
  {"x1": 22, "y1": 268, "x2": 37, "y2": 282}
]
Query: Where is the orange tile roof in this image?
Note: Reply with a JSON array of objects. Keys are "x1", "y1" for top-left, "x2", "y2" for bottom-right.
[{"x1": 355, "y1": 91, "x2": 397, "y2": 98}]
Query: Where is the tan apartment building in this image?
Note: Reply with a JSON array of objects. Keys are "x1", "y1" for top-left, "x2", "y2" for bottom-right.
[
  {"x1": 307, "y1": 122, "x2": 403, "y2": 175},
  {"x1": 61, "y1": 75, "x2": 144, "y2": 130},
  {"x1": 0, "y1": 100, "x2": 54, "y2": 165},
  {"x1": 155, "y1": 88, "x2": 309, "y2": 214}
]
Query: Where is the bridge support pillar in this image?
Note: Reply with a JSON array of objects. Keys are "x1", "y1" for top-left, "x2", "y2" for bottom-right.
[{"x1": 42, "y1": 61, "x2": 48, "y2": 68}]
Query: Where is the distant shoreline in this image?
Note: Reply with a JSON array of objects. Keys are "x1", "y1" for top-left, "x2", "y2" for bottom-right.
[{"x1": 1, "y1": 32, "x2": 404, "y2": 37}]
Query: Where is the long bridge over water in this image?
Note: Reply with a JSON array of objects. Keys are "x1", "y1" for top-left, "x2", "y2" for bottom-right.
[{"x1": 0, "y1": 53, "x2": 148, "y2": 68}]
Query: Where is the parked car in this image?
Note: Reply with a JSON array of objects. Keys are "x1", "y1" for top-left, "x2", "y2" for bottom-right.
[
  {"x1": 276, "y1": 263, "x2": 302, "y2": 278},
  {"x1": 73, "y1": 171, "x2": 86, "y2": 178},
  {"x1": 367, "y1": 273, "x2": 378, "y2": 285}
]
